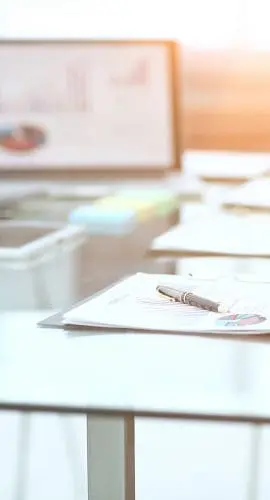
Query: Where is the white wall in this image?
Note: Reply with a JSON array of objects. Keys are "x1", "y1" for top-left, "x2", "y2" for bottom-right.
[{"x1": 0, "y1": 0, "x2": 245, "y2": 47}]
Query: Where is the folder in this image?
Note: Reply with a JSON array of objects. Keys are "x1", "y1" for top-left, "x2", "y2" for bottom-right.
[{"x1": 40, "y1": 273, "x2": 270, "y2": 337}]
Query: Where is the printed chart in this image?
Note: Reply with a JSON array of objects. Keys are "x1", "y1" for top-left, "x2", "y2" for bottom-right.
[
  {"x1": 216, "y1": 313, "x2": 267, "y2": 327},
  {"x1": 0, "y1": 124, "x2": 46, "y2": 152},
  {"x1": 0, "y1": 63, "x2": 92, "y2": 113},
  {"x1": 0, "y1": 42, "x2": 173, "y2": 169}
]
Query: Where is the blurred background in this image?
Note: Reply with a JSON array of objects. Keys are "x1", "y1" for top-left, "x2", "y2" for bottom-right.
[
  {"x1": 1, "y1": 1, "x2": 270, "y2": 500},
  {"x1": 2, "y1": 0, "x2": 270, "y2": 152}
]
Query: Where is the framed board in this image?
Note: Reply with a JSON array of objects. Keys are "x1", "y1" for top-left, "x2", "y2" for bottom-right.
[{"x1": 0, "y1": 39, "x2": 181, "y2": 175}]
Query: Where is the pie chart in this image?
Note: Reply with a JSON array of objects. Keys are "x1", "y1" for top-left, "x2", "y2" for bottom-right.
[
  {"x1": 0, "y1": 124, "x2": 46, "y2": 152},
  {"x1": 216, "y1": 313, "x2": 266, "y2": 327}
]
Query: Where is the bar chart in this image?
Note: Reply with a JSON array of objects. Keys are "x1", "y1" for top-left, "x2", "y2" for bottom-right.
[
  {"x1": 0, "y1": 42, "x2": 172, "y2": 168},
  {"x1": 0, "y1": 62, "x2": 92, "y2": 113},
  {"x1": 0, "y1": 56, "x2": 151, "y2": 114},
  {"x1": 110, "y1": 59, "x2": 149, "y2": 86}
]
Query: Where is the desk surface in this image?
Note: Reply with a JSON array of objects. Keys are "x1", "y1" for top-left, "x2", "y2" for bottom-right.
[
  {"x1": 0, "y1": 171, "x2": 203, "y2": 204},
  {"x1": 1, "y1": 151, "x2": 268, "y2": 208},
  {"x1": 2, "y1": 311, "x2": 270, "y2": 423},
  {"x1": 151, "y1": 212, "x2": 270, "y2": 258}
]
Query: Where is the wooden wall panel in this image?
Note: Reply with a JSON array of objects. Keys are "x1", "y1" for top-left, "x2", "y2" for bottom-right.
[{"x1": 182, "y1": 50, "x2": 270, "y2": 151}]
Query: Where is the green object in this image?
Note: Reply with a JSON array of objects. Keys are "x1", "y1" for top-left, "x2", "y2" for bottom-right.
[{"x1": 115, "y1": 189, "x2": 179, "y2": 215}]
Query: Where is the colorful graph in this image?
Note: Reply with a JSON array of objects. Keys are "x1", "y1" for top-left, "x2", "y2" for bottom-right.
[
  {"x1": 0, "y1": 124, "x2": 46, "y2": 152},
  {"x1": 216, "y1": 313, "x2": 266, "y2": 327}
]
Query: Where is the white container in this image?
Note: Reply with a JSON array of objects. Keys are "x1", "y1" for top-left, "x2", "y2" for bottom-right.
[
  {"x1": 9, "y1": 186, "x2": 179, "y2": 299},
  {"x1": 0, "y1": 221, "x2": 86, "y2": 310}
]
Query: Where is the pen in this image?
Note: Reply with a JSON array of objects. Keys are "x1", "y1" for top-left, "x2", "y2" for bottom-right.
[{"x1": 156, "y1": 285, "x2": 229, "y2": 313}]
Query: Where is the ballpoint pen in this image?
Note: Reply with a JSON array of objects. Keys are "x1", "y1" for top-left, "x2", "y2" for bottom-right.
[{"x1": 156, "y1": 285, "x2": 229, "y2": 313}]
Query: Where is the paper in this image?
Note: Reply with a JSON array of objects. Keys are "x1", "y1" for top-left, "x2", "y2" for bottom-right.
[
  {"x1": 223, "y1": 178, "x2": 270, "y2": 209},
  {"x1": 63, "y1": 273, "x2": 270, "y2": 334},
  {"x1": 184, "y1": 151, "x2": 270, "y2": 179},
  {"x1": 151, "y1": 213, "x2": 270, "y2": 257}
]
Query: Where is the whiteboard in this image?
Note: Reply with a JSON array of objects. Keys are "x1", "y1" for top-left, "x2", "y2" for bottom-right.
[{"x1": 0, "y1": 40, "x2": 179, "y2": 171}]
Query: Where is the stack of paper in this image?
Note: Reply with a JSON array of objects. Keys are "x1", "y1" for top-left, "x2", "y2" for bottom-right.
[
  {"x1": 223, "y1": 178, "x2": 270, "y2": 211},
  {"x1": 63, "y1": 273, "x2": 270, "y2": 335},
  {"x1": 184, "y1": 151, "x2": 270, "y2": 181},
  {"x1": 151, "y1": 213, "x2": 270, "y2": 258}
]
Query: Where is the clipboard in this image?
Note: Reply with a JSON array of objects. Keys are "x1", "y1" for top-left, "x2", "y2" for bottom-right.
[
  {"x1": 38, "y1": 275, "x2": 270, "y2": 344},
  {"x1": 39, "y1": 276, "x2": 130, "y2": 330}
]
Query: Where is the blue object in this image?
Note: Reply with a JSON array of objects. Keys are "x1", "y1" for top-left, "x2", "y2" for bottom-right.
[{"x1": 68, "y1": 205, "x2": 137, "y2": 235}]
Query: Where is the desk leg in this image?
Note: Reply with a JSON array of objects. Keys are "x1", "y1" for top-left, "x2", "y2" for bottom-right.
[
  {"x1": 247, "y1": 424, "x2": 262, "y2": 500},
  {"x1": 87, "y1": 414, "x2": 135, "y2": 500},
  {"x1": 14, "y1": 412, "x2": 31, "y2": 500}
]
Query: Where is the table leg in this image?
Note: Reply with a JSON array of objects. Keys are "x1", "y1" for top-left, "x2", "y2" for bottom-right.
[
  {"x1": 247, "y1": 424, "x2": 262, "y2": 500},
  {"x1": 87, "y1": 414, "x2": 135, "y2": 500},
  {"x1": 14, "y1": 412, "x2": 31, "y2": 500}
]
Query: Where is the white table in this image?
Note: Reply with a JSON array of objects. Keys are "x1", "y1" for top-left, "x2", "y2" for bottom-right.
[{"x1": 2, "y1": 310, "x2": 270, "y2": 500}]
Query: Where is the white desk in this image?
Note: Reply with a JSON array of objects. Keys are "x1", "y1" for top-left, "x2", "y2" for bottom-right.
[
  {"x1": 0, "y1": 171, "x2": 204, "y2": 205},
  {"x1": 3, "y1": 310, "x2": 270, "y2": 500}
]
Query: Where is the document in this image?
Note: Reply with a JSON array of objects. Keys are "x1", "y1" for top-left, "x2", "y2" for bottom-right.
[
  {"x1": 151, "y1": 213, "x2": 270, "y2": 257},
  {"x1": 63, "y1": 273, "x2": 270, "y2": 334},
  {"x1": 223, "y1": 178, "x2": 270, "y2": 209}
]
